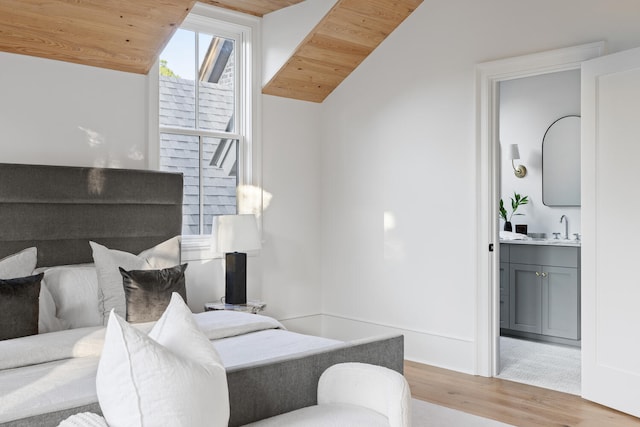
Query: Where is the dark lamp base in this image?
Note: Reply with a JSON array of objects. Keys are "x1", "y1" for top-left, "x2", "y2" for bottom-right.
[{"x1": 225, "y1": 252, "x2": 247, "y2": 305}]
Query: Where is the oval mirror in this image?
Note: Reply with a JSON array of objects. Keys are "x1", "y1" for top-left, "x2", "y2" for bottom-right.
[{"x1": 542, "y1": 115, "x2": 581, "y2": 206}]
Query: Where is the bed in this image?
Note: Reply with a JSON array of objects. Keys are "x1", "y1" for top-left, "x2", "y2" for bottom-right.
[{"x1": 0, "y1": 163, "x2": 404, "y2": 426}]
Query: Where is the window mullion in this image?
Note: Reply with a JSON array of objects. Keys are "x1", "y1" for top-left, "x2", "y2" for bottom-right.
[
  {"x1": 194, "y1": 33, "x2": 204, "y2": 235},
  {"x1": 199, "y1": 136, "x2": 205, "y2": 234},
  {"x1": 194, "y1": 30, "x2": 200, "y2": 132}
]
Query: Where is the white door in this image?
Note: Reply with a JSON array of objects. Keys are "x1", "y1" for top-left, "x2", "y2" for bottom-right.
[{"x1": 582, "y1": 46, "x2": 640, "y2": 417}]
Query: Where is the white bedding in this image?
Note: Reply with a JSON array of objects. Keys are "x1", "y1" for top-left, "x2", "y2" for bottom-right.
[
  {"x1": 0, "y1": 311, "x2": 342, "y2": 424},
  {"x1": 1, "y1": 357, "x2": 100, "y2": 423},
  {"x1": 215, "y1": 329, "x2": 343, "y2": 369}
]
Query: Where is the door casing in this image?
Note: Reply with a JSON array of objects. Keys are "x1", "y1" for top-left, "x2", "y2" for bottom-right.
[{"x1": 474, "y1": 42, "x2": 604, "y2": 377}]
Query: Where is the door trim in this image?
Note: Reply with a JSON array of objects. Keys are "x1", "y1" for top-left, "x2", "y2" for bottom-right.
[{"x1": 474, "y1": 42, "x2": 604, "y2": 377}]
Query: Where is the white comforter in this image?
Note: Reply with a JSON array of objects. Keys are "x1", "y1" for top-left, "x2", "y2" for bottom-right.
[{"x1": 0, "y1": 311, "x2": 342, "y2": 424}]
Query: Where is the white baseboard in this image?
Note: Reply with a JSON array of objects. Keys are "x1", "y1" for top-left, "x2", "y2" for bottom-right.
[{"x1": 280, "y1": 314, "x2": 475, "y2": 374}]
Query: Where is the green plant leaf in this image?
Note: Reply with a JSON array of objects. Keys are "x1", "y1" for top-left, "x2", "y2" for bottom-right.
[
  {"x1": 504, "y1": 192, "x2": 530, "y2": 221},
  {"x1": 499, "y1": 199, "x2": 508, "y2": 220}
]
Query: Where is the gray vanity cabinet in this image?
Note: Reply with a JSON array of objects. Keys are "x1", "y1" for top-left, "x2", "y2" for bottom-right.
[{"x1": 501, "y1": 243, "x2": 580, "y2": 344}]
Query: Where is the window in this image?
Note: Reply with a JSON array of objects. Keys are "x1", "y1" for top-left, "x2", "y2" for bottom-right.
[{"x1": 157, "y1": 7, "x2": 256, "y2": 236}]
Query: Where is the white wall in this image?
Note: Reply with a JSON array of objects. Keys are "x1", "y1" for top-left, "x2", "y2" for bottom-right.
[
  {"x1": 261, "y1": 95, "x2": 323, "y2": 321},
  {"x1": 0, "y1": 52, "x2": 148, "y2": 169},
  {"x1": 499, "y1": 70, "x2": 581, "y2": 238},
  {"x1": 316, "y1": 0, "x2": 640, "y2": 373}
]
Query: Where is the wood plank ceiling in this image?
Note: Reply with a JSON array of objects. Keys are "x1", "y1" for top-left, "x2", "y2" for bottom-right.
[
  {"x1": 0, "y1": 0, "x2": 423, "y2": 102},
  {"x1": 263, "y1": 0, "x2": 424, "y2": 103},
  {"x1": 0, "y1": 0, "x2": 196, "y2": 74},
  {"x1": 200, "y1": 0, "x2": 305, "y2": 17},
  {"x1": 0, "y1": 0, "x2": 299, "y2": 74}
]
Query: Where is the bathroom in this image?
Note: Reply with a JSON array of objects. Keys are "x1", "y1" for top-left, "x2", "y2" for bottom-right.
[{"x1": 497, "y1": 69, "x2": 582, "y2": 395}]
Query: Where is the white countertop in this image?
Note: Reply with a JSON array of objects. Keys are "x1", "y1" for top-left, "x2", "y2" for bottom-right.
[{"x1": 500, "y1": 238, "x2": 581, "y2": 247}]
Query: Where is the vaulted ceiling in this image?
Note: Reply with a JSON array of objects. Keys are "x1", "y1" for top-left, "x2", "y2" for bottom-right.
[{"x1": 0, "y1": 0, "x2": 422, "y2": 102}]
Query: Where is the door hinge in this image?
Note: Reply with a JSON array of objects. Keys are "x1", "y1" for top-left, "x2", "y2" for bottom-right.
[{"x1": 489, "y1": 243, "x2": 494, "y2": 252}]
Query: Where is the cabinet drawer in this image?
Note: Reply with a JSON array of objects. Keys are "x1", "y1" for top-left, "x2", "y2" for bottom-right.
[{"x1": 509, "y1": 245, "x2": 579, "y2": 268}]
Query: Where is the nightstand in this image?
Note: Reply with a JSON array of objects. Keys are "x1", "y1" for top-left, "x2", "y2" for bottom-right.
[{"x1": 204, "y1": 300, "x2": 266, "y2": 314}]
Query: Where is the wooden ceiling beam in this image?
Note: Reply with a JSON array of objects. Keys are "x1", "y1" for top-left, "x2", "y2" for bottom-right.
[{"x1": 263, "y1": 0, "x2": 424, "y2": 103}]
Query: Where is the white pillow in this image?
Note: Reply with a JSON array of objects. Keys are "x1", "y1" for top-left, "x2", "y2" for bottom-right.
[
  {"x1": 0, "y1": 247, "x2": 37, "y2": 279},
  {"x1": 38, "y1": 283, "x2": 70, "y2": 333},
  {"x1": 90, "y1": 237, "x2": 181, "y2": 325},
  {"x1": 96, "y1": 293, "x2": 229, "y2": 427},
  {"x1": 39, "y1": 264, "x2": 100, "y2": 329}
]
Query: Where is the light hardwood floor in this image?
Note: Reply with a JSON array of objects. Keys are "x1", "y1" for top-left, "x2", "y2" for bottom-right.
[{"x1": 405, "y1": 361, "x2": 640, "y2": 426}]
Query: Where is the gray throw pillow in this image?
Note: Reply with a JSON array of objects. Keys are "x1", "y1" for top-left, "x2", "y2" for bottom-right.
[
  {"x1": 119, "y1": 264, "x2": 188, "y2": 323},
  {"x1": 0, "y1": 273, "x2": 44, "y2": 340}
]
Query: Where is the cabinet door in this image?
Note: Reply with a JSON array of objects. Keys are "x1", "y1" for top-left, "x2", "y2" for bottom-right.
[
  {"x1": 542, "y1": 266, "x2": 580, "y2": 339},
  {"x1": 509, "y1": 263, "x2": 541, "y2": 334},
  {"x1": 500, "y1": 262, "x2": 509, "y2": 328}
]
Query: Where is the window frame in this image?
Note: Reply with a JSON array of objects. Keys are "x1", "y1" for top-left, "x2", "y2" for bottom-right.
[{"x1": 149, "y1": 3, "x2": 261, "y2": 254}]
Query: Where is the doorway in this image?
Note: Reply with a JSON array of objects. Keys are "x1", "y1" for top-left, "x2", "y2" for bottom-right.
[
  {"x1": 479, "y1": 41, "x2": 640, "y2": 418},
  {"x1": 473, "y1": 42, "x2": 604, "y2": 380},
  {"x1": 495, "y1": 70, "x2": 582, "y2": 394}
]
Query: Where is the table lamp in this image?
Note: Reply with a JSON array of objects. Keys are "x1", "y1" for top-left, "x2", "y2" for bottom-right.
[{"x1": 212, "y1": 214, "x2": 261, "y2": 304}]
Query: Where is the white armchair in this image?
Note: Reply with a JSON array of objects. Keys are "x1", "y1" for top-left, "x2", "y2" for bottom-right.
[{"x1": 243, "y1": 362, "x2": 412, "y2": 427}]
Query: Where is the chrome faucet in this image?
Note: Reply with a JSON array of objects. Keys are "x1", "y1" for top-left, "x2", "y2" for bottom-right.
[{"x1": 560, "y1": 215, "x2": 568, "y2": 239}]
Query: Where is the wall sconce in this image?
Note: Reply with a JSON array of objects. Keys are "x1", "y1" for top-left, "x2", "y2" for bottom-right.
[{"x1": 510, "y1": 144, "x2": 527, "y2": 178}]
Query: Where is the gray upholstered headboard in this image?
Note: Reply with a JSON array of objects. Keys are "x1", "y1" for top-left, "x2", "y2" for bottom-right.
[{"x1": 0, "y1": 163, "x2": 183, "y2": 267}]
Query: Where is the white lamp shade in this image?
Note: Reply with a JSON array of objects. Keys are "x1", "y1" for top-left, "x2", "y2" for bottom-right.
[
  {"x1": 509, "y1": 144, "x2": 521, "y2": 160},
  {"x1": 212, "y1": 214, "x2": 261, "y2": 253}
]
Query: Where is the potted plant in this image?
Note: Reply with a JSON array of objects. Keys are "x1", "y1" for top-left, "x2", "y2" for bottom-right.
[{"x1": 499, "y1": 192, "x2": 529, "y2": 232}]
